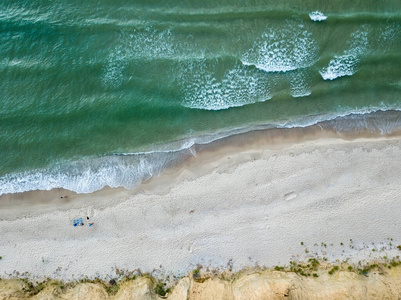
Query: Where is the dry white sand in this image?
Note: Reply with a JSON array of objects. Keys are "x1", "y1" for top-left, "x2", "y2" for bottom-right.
[{"x1": 1, "y1": 131, "x2": 401, "y2": 280}]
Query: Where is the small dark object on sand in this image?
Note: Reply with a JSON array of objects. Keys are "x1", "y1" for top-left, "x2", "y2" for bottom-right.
[
  {"x1": 109, "y1": 279, "x2": 116, "y2": 286},
  {"x1": 60, "y1": 195, "x2": 68, "y2": 199}
]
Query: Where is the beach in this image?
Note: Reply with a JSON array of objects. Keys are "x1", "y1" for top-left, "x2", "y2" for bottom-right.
[
  {"x1": 1, "y1": 127, "x2": 401, "y2": 282},
  {"x1": 1, "y1": 1, "x2": 401, "y2": 298}
]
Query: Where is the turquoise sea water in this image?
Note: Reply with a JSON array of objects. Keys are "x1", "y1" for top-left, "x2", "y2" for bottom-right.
[{"x1": 1, "y1": 0, "x2": 401, "y2": 195}]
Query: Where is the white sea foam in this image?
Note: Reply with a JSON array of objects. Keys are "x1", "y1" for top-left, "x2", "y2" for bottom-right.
[
  {"x1": 309, "y1": 11, "x2": 327, "y2": 22},
  {"x1": 102, "y1": 28, "x2": 180, "y2": 88},
  {"x1": 0, "y1": 150, "x2": 189, "y2": 196},
  {"x1": 279, "y1": 106, "x2": 401, "y2": 133},
  {"x1": 2, "y1": 107, "x2": 401, "y2": 196},
  {"x1": 288, "y1": 70, "x2": 312, "y2": 97},
  {"x1": 241, "y1": 25, "x2": 319, "y2": 73},
  {"x1": 0, "y1": 128, "x2": 253, "y2": 196},
  {"x1": 320, "y1": 27, "x2": 369, "y2": 80},
  {"x1": 180, "y1": 61, "x2": 271, "y2": 110},
  {"x1": 378, "y1": 23, "x2": 401, "y2": 49},
  {"x1": 320, "y1": 54, "x2": 359, "y2": 80},
  {"x1": 324, "y1": 109, "x2": 401, "y2": 135},
  {"x1": 102, "y1": 46, "x2": 126, "y2": 88},
  {"x1": 180, "y1": 23, "x2": 320, "y2": 110}
]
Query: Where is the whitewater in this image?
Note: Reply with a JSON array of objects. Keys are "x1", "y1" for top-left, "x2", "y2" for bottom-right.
[{"x1": 0, "y1": 0, "x2": 401, "y2": 195}]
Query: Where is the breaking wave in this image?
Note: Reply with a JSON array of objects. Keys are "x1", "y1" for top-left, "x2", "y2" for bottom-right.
[
  {"x1": 241, "y1": 24, "x2": 319, "y2": 73},
  {"x1": 179, "y1": 60, "x2": 272, "y2": 110},
  {"x1": 309, "y1": 11, "x2": 327, "y2": 22},
  {"x1": 320, "y1": 27, "x2": 369, "y2": 80},
  {"x1": 2, "y1": 108, "x2": 401, "y2": 196}
]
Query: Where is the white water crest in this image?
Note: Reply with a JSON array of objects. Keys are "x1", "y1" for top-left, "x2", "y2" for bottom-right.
[
  {"x1": 2, "y1": 107, "x2": 401, "y2": 196},
  {"x1": 241, "y1": 24, "x2": 319, "y2": 73},
  {"x1": 309, "y1": 11, "x2": 327, "y2": 22},
  {"x1": 288, "y1": 70, "x2": 312, "y2": 98},
  {"x1": 378, "y1": 22, "x2": 401, "y2": 49},
  {"x1": 0, "y1": 151, "x2": 189, "y2": 196},
  {"x1": 320, "y1": 27, "x2": 369, "y2": 80},
  {"x1": 102, "y1": 28, "x2": 183, "y2": 88},
  {"x1": 320, "y1": 54, "x2": 359, "y2": 80},
  {"x1": 180, "y1": 61, "x2": 271, "y2": 110}
]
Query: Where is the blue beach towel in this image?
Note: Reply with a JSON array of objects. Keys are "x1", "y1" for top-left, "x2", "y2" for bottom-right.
[{"x1": 73, "y1": 218, "x2": 84, "y2": 226}]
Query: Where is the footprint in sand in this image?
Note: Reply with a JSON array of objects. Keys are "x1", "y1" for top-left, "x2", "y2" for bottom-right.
[
  {"x1": 284, "y1": 192, "x2": 297, "y2": 201},
  {"x1": 184, "y1": 240, "x2": 194, "y2": 253},
  {"x1": 86, "y1": 206, "x2": 94, "y2": 218}
]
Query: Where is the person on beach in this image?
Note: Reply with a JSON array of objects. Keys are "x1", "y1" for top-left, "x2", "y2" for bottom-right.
[{"x1": 60, "y1": 195, "x2": 68, "y2": 199}]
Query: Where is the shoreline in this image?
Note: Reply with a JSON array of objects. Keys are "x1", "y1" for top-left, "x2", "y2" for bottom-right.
[
  {"x1": 1, "y1": 124, "x2": 401, "y2": 282},
  {"x1": 2, "y1": 115, "x2": 401, "y2": 219},
  {"x1": 2, "y1": 109, "x2": 401, "y2": 198}
]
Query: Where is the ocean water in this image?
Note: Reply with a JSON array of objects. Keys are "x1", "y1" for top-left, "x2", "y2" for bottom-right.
[{"x1": 1, "y1": 0, "x2": 401, "y2": 195}]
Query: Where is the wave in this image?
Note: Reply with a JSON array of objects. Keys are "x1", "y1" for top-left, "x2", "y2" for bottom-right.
[
  {"x1": 278, "y1": 106, "x2": 401, "y2": 132},
  {"x1": 288, "y1": 69, "x2": 312, "y2": 98},
  {"x1": 378, "y1": 22, "x2": 401, "y2": 49},
  {"x1": 319, "y1": 54, "x2": 360, "y2": 81},
  {"x1": 2, "y1": 107, "x2": 401, "y2": 196},
  {"x1": 179, "y1": 60, "x2": 272, "y2": 110},
  {"x1": 101, "y1": 28, "x2": 209, "y2": 89},
  {"x1": 323, "y1": 110, "x2": 401, "y2": 135},
  {"x1": 102, "y1": 29, "x2": 178, "y2": 88},
  {"x1": 241, "y1": 23, "x2": 319, "y2": 73},
  {"x1": 319, "y1": 26, "x2": 369, "y2": 80},
  {"x1": 178, "y1": 22, "x2": 319, "y2": 110},
  {"x1": 0, "y1": 150, "x2": 190, "y2": 196},
  {"x1": 0, "y1": 57, "x2": 53, "y2": 71},
  {"x1": 309, "y1": 11, "x2": 327, "y2": 22}
]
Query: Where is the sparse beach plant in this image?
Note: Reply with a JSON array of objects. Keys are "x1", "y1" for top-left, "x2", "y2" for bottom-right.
[
  {"x1": 104, "y1": 278, "x2": 120, "y2": 295},
  {"x1": 20, "y1": 279, "x2": 49, "y2": 296},
  {"x1": 105, "y1": 284, "x2": 119, "y2": 295},
  {"x1": 154, "y1": 282, "x2": 170, "y2": 297},
  {"x1": 328, "y1": 266, "x2": 339, "y2": 275}
]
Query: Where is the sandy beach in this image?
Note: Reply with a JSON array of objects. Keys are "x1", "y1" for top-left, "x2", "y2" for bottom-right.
[{"x1": 1, "y1": 127, "x2": 401, "y2": 282}]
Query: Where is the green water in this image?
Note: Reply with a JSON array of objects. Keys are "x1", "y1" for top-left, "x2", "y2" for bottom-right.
[{"x1": 1, "y1": 0, "x2": 401, "y2": 194}]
